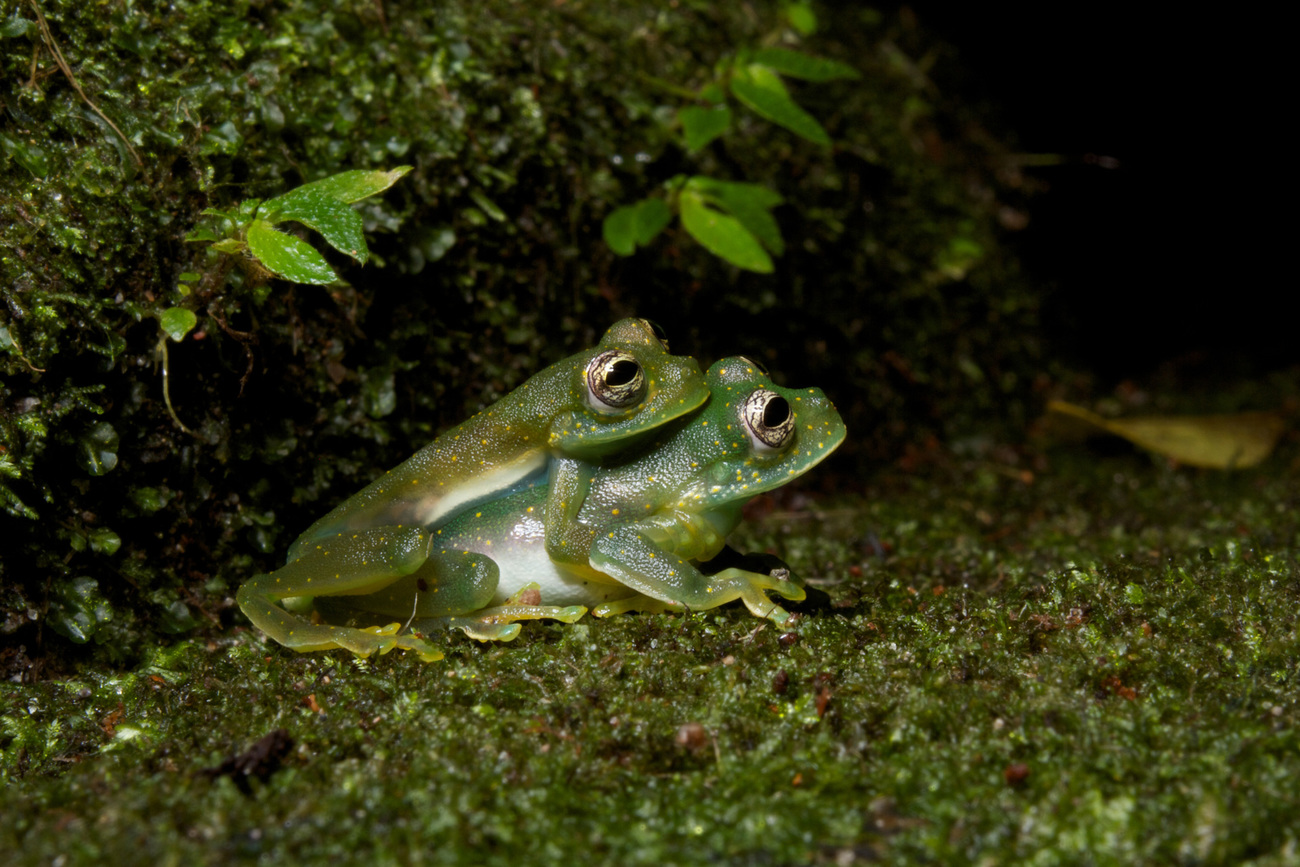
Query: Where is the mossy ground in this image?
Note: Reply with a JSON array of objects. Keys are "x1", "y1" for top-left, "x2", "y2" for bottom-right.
[{"x1": 4, "y1": 438, "x2": 1297, "y2": 865}]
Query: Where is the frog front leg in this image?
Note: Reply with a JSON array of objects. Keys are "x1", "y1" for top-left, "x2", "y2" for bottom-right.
[
  {"x1": 543, "y1": 456, "x2": 602, "y2": 566},
  {"x1": 236, "y1": 525, "x2": 443, "y2": 661},
  {"x1": 587, "y1": 512, "x2": 806, "y2": 624}
]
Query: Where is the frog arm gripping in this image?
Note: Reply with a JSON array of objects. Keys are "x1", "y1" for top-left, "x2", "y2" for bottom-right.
[
  {"x1": 543, "y1": 457, "x2": 601, "y2": 566},
  {"x1": 587, "y1": 513, "x2": 805, "y2": 623},
  {"x1": 237, "y1": 525, "x2": 442, "y2": 660}
]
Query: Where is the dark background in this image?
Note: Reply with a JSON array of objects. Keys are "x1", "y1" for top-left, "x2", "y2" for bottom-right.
[{"x1": 904, "y1": 5, "x2": 1285, "y2": 385}]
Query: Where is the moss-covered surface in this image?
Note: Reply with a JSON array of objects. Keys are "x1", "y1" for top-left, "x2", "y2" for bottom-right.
[
  {"x1": 1, "y1": 0, "x2": 1041, "y2": 661},
  {"x1": 4, "y1": 440, "x2": 1298, "y2": 864},
  {"x1": 5, "y1": 2, "x2": 1297, "y2": 862}
]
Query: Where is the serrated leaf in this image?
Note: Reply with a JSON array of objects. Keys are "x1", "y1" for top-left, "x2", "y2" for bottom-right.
[
  {"x1": 262, "y1": 188, "x2": 368, "y2": 263},
  {"x1": 686, "y1": 178, "x2": 785, "y2": 255},
  {"x1": 246, "y1": 219, "x2": 337, "y2": 285},
  {"x1": 752, "y1": 47, "x2": 860, "y2": 82},
  {"x1": 159, "y1": 307, "x2": 197, "y2": 342},
  {"x1": 730, "y1": 63, "x2": 831, "y2": 146},
  {"x1": 269, "y1": 166, "x2": 412, "y2": 206},
  {"x1": 679, "y1": 191, "x2": 773, "y2": 273},
  {"x1": 680, "y1": 105, "x2": 733, "y2": 151}
]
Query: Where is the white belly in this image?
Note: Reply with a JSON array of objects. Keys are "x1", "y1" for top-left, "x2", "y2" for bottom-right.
[{"x1": 485, "y1": 510, "x2": 633, "y2": 608}]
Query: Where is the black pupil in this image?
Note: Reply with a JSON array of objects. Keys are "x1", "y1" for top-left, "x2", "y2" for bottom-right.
[
  {"x1": 606, "y1": 359, "x2": 639, "y2": 387},
  {"x1": 762, "y1": 396, "x2": 790, "y2": 428}
]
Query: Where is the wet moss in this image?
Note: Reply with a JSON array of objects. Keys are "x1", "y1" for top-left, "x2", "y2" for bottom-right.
[{"x1": 4, "y1": 442, "x2": 1299, "y2": 863}]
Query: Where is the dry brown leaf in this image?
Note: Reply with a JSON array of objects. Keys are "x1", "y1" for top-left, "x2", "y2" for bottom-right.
[{"x1": 1045, "y1": 401, "x2": 1286, "y2": 469}]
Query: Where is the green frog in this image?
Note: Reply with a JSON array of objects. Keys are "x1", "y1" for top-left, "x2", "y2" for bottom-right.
[
  {"x1": 237, "y1": 319, "x2": 709, "y2": 661},
  {"x1": 319, "y1": 356, "x2": 846, "y2": 653}
]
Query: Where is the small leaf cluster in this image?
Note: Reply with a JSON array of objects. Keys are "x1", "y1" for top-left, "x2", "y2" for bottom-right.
[
  {"x1": 187, "y1": 168, "x2": 411, "y2": 286},
  {"x1": 604, "y1": 9, "x2": 859, "y2": 273}
]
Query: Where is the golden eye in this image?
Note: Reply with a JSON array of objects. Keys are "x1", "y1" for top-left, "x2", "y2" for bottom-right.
[
  {"x1": 742, "y1": 389, "x2": 795, "y2": 452},
  {"x1": 586, "y1": 350, "x2": 647, "y2": 412},
  {"x1": 641, "y1": 318, "x2": 671, "y2": 350}
]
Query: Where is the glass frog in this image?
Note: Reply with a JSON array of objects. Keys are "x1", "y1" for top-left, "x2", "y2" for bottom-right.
[
  {"x1": 237, "y1": 319, "x2": 708, "y2": 661},
  {"x1": 330, "y1": 356, "x2": 847, "y2": 646}
]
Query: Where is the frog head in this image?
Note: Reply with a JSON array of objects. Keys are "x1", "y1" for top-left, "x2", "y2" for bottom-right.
[
  {"x1": 549, "y1": 318, "x2": 709, "y2": 459},
  {"x1": 677, "y1": 356, "x2": 847, "y2": 510}
]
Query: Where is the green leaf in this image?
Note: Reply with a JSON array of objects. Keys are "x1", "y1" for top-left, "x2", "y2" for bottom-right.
[
  {"x1": 159, "y1": 307, "x2": 197, "y2": 342},
  {"x1": 679, "y1": 191, "x2": 773, "y2": 273},
  {"x1": 752, "y1": 47, "x2": 860, "y2": 82},
  {"x1": 469, "y1": 190, "x2": 506, "y2": 222},
  {"x1": 783, "y1": 3, "x2": 817, "y2": 35},
  {"x1": 48, "y1": 576, "x2": 114, "y2": 644},
  {"x1": 680, "y1": 105, "x2": 733, "y2": 151},
  {"x1": 262, "y1": 188, "x2": 368, "y2": 263},
  {"x1": 0, "y1": 132, "x2": 50, "y2": 177},
  {"x1": 604, "y1": 199, "x2": 672, "y2": 256},
  {"x1": 631, "y1": 198, "x2": 672, "y2": 245},
  {"x1": 270, "y1": 166, "x2": 412, "y2": 205},
  {"x1": 686, "y1": 178, "x2": 784, "y2": 255},
  {"x1": 199, "y1": 120, "x2": 243, "y2": 156},
  {"x1": 1, "y1": 17, "x2": 36, "y2": 38},
  {"x1": 209, "y1": 238, "x2": 245, "y2": 254},
  {"x1": 183, "y1": 227, "x2": 218, "y2": 243},
  {"x1": 246, "y1": 219, "x2": 337, "y2": 285},
  {"x1": 78, "y1": 422, "x2": 119, "y2": 477},
  {"x1": 88, "y1": 528, "x2": 122, "y2": 556},
  {"x1": 604, "y1": 205, "x2": 639, "y2": 256},
  {"x1": 730, "y1": 63, "x2": 831, "y2": 146}
]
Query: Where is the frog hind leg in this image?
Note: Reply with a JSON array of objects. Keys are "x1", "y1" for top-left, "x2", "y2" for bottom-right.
[
  {"x1": 589, "y1": 524, "x2": 805, "y2": 625},
  {"x1": 413, "y1": 582, "x2": 587, "y2": 642},
  {"x1": 236, "y1": 525, "x2": 433, "y2": 659}
]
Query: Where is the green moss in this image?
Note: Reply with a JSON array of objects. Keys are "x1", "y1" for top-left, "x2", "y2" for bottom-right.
[
  {"x1": 5, "y1": 5, "x2": 1294, "y2": 860},
  {"x1": 4, "y1": 444, "x2": 1300, "y2": 863}
]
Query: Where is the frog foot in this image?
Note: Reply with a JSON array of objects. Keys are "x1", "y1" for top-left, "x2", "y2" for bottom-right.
[
  {"x1": 296, "y1": 622, "x2": 402, "y2": 657},
  {"x1": 716, "y1": 566, "x2": 804, "y2": 624},
  {"x1": 590, "y1": 595, "x2": 682, "y2": 618},
  {"x1": 393, "y1": 631, "x2": 444, "y2": 662},
  {"x1": 437, "y1": 583, "x2": 588, "y2": 642}
]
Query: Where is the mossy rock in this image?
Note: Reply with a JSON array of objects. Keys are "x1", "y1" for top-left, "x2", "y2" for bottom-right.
[{"x1": 2, "y1": 2, "x2": 1035, "y2": 657}]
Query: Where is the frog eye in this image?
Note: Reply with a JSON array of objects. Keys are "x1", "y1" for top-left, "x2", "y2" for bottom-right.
[
  {"x1": 586, "y1": 350, "x2": 647, "y2": 413},
  {"x1": 642, "y1": 318, "x2": 671, "y2": 350},
  {"x1": 742, "y1": 389, "x2": 795, "y2": 453}
]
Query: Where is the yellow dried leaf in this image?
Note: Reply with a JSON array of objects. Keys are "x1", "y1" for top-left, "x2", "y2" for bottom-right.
[{"x1": 1045, "y1": 401, "x2": 1286, "y2": 469}]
